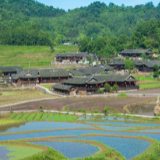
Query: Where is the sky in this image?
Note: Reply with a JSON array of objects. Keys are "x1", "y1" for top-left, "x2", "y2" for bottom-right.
[{"x1": 37, "y1": 0, "x2": 160, "y2": 10}]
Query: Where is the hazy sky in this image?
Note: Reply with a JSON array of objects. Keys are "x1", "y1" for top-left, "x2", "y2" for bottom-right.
[{"x1": 37, "y1": 0, "x2": 160, "y2": 10}]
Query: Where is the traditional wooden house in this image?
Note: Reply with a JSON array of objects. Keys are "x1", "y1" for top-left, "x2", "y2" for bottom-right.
[
  {"x1": 134, "y1": 60, "x2": 160, "y2": 72},
  {"x1": 55, "y1": 52, "x2": 95, "y2": 64},
  {"x1": 108, "y1": 61, "x2": 125, "y2": 70},
  {"x1": 52, "y1": 74, "x2": 138, "y2": 95},
  {"x1": 38, "y1": 69, "x2": 70, "y2": 83},
  {"x1": 119, "y1": 49, "x2": 155, "y2": 59},
  {"x1": 0, "y1": 66, "x2": 23, "y2": 76},
  {"x1": 12, "y1": 69, "x2": 71, "y2": 84}
]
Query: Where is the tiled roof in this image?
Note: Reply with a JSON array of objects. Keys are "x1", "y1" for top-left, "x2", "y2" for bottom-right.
[
  {"x1": 53, "y1": 83, "x2": 72, "y2": 91},
  {"x1": 119, "y1": 49, "x2": 154, "y2": 54},
  {"x1": 0, "y1": 66, "x2": 23, "y2": 73},
  {"x1": 38, "y1": 69, "x2": 70, "y2": 78}
]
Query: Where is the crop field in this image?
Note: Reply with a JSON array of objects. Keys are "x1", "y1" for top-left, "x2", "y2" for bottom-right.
[
  {"x1": 0, "y1": 90, "x2": 53, "y2": 106},
  {"x1": 1, "y1": 116, "x2": 160, "y2": 160},
  {"x1": 1, "y1": 114, "x2": 160, "y2": 160},
  {"x1": 0, "y1": 45, "x2": 78, "y2": 69},
  {"x1": 7, "y1": 113, "x2": 77, "y2": 122}
]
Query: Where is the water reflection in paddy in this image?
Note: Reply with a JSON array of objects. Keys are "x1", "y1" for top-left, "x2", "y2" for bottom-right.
[
  {"x1": 63, "y1": 136, "x2": 151, "y2": 160},
  {"x1": 88, "y1": 121, "x2": 159, "y2": 127},
  {"x1": 1, "y1": 122, "x2": 94, "y2": 134},
  {"x1": 1, "y1": 129, "x2": 160, "y2": 141},
  {"x1": 31, "y1": 141, "x2": 99, "y2": 159}
]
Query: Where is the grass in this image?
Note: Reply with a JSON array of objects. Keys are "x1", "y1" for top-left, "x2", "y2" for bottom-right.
[
  {"x1": 41, "y1": 85, "x2": 51, "y2": 89},
  {"x1": 33, "y1": 114, "x2": 43, "y2": 121},
  {"x1": 132, "y1": 138, "x2": 160, "y2": 160},
  {"x1": 134, "y1": 75, "x2": 158, "y2": 82},
  {"x1": 54, "y1": 114, "x2": 60, "y2": 121},
  {"x1": 118, "y1": 93, "x2": 128, "y2": 97},
  {"x1": 7, "y1": 113, "x2": 77, "y2": 122},
  {"x1": 0, "y1": 90, "x2": 53, "y2": 106},
  {"x1": 0, "y1": 119, "x2": 22, "y2": 126},
  {"x1": 41, "y1": 114, "x2": 48, "y2": 121},
  {"x1": 48, "y1": 114, "x2": 54, "y2": 121},
  {"x1": 0, "y1": 144, "x2": 43, "y2": 160},
  {"x1": 139, "y1": 83, "x2": 160, "y2": 89},
  {"x1": 0, "y1": 45, "x2": 78, "y2": 69}
]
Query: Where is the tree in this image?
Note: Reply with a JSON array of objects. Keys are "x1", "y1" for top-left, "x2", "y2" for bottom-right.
[
  {"x1": 125, "y1": 59, "x2": 135, "y2": 73},
  {"x1": 140, "y1": 53, "x2": 146, "y2": 59},
  {"x1": 153, "y1": 71, "x2": 159, "y2": 78},
  {"x1": 112, "y1": 84, "x2": 119, "y2": 93},
  {"x1": 0, "y1": 70, "x2": 2, "y2": 77},
  {"x1": 154, "y1": 65, "x2": 159, "y2": 72},
  {"x1": 104, "y1": 106, "x2": 109, "y2": 116},
  {"x1": 104, "y1": 84, "x2": 111, "y2": 93},
  {"x1": 39, "y1": 105, "x2": 43, "y2": 111}
]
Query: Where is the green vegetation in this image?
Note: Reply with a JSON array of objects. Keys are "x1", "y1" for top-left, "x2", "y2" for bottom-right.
[
  {"x1": 7, "y1": 113, "x2": 77, "y2": 122},
  {"x1": 41, "y1": 85, "x2": 51, "y2": 90},
  {"x1": 0, "y1": 45, "x2": 78, "y2": 68},
  {"x1": 134, "y1": 75, "x2": 158, "y2": 82},
  {"x1": 132, "y1": 139, "x2": 160, "y2": 160},
  {"x1": 125, "y1": 58, "x2": 135, "y2": 73},
  {"x1": 22, "y1": 148, "x2": 67, "y2": 160},
  {"x1": 0, "y1": 144, "x2": 43, "y2": 160},
  {"x1": 139, "y1": 83, "x2": 160, "y2": 89},
  {"x1": 0, "y1": 1, "x2": 160, "y2": 58},
  {"x1": 0, "y1": 90, "x2": 53, "y2": 106},
  {"x1": 118, "y1": 93, "x2": 128, "y2": 97},
  {"x1": 104, "y1": 84, "x2": 111, "y2": 93},
  {"x1": 0, "y1": 119, "x2": 23, "y2": 126}
]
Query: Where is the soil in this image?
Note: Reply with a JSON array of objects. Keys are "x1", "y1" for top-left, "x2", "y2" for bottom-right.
[{"x1": 0, "y1": 97, "x2": 153, "y2": 115}]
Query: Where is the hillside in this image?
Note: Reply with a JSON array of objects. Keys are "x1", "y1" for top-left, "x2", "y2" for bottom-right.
[
  {"x1": 0, "y1": 1, "x2": 160, "y2": 58},
  {"x1": 0, "y1": 0, "x2": 65, "y2": 17}
]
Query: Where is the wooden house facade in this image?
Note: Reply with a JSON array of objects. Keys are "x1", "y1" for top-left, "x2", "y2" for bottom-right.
[
  {"x1": 52, "y1": 74, "x2": 138, "y2": 95},
  {"x1": 119, "y1": 49, "x2": 155, "y2": 59},
  {"x1": 55, "y1": 52, "x2": 95, "y2": 63}
]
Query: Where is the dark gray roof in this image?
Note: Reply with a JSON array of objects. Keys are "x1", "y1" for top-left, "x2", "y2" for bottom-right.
[
  {"x1": 69, "y1": 66, "x2": 106, "y2": 76},
  {"x1": 12, "y1": 69, "x2": 39, "y2": 80},
  {"x1": 53, "y1": 83, "x2": 72, "y2": 91},
  {"x1": 63, "y1": 74, "x2": 137, "y2": 85},
  {"x1": 55, "y1": 52, "x2": 95, "y2": 58},
  {"x1": 119, "y1": 49, "x2": 154, "y2": 54},
  {"x1": 108, "y1": 61, "x2": 125, "y2": 66},
  {"x1": 0, "y1": 66, "x2": 23, "y2": 73},
  {"x1": 38, "y1": 69, "x2": 70, "y2": 78},
  {"x1": 134, "y1": 60, "x2": 160, "y2": 68}
]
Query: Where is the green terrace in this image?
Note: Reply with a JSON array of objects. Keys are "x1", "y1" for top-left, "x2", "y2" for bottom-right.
[{"x1": 7, "y1": 113, "x2": 77, "y2": 122}]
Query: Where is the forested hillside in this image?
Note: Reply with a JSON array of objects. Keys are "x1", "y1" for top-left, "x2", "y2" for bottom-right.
[{"x1": 0, "y1": 0, "x2": 160, "y2": 57}]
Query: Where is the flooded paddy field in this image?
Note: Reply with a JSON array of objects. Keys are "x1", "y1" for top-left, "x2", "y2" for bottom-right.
[{"x1": 0, "y1": 114, "x2": 160, "y2": 160}]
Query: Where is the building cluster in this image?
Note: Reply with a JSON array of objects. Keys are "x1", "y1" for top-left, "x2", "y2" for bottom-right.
[
  {"x1": 0, "y1": 65, "x2": 138, "y2": 95},
  {"x1": 0, "y1": 49, "x2": 158, "y2": 95}
]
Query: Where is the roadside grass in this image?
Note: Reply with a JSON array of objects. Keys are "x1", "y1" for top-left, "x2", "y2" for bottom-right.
[
  {"x1": 0, "y1": 45, "x2": 78, "y2": 69},
  {"x1": 0, "y1": 90, "x2": 53, "y2": 106},
  {"x1": 118, "y1": 93, "x2": 127, "y2": 97},
  {"x1": 41, "y1": 85, "x2": 51, "y2": 90}
]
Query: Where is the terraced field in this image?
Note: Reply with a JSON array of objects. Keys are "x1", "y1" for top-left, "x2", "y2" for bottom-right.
[
  {"x1": 7, "y1": 113, "x2": 77, "y2": 122},
  {"x1": 1, "y1": 113, "x2": 160, "y2": 160}
]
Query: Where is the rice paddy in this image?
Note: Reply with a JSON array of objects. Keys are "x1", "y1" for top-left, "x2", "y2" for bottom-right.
[{"x1": 1, "y1": 113, "x2": 160, "y2": 160}]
